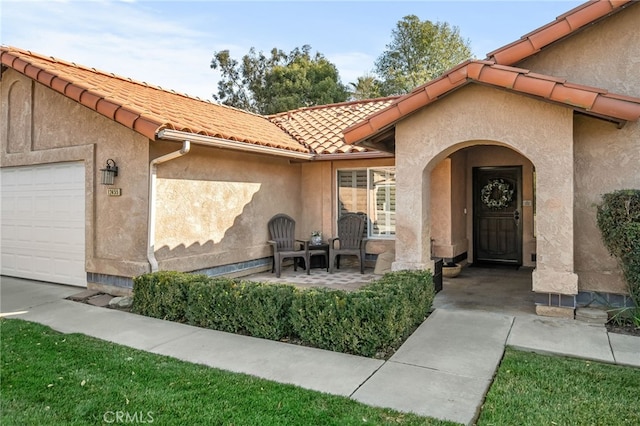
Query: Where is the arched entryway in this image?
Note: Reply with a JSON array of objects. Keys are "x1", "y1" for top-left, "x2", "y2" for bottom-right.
[
  {"x1": 429, "y1": 144, "x2": 537, "y2": 270},
  {"x1": 389, "y1": 85, "x2": 579, "y2": 317},
  {"x1": 426, "y1": 144, "x2": 538, "y2": 315}
]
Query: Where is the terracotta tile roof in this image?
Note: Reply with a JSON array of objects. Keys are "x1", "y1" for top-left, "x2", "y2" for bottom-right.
[
  {"x1": 0, "y1": 46, "x2": 308, "y2": 153},
  {"x1": 268, "y1": 97, "x2": 398, "y2": 154},
  {"x1": 343, "y1": 60, "x2": 640, "y2": 146},
  {"x1": 487, "y1": 0, "x2": 635, "y2": 65}
]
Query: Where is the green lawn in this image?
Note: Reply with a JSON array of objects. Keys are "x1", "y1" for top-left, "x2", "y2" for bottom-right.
[
  {"x1": 0, "y1": 319, "x2": 452, "y2": 426},
  {"x1": 2, "y1": 319, "x2": 639, "y2": 426},
  {"x1": 478, "y1": 348, "x2": 640, "y2": 425}
]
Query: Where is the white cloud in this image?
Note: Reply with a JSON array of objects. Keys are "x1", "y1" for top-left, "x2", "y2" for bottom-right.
[
  {"x1": 1, "y1": 0, "x2": 586, "y2": 101},
  {"x1": 2, "y1": 0, "x2": 224, "y2": 99}
]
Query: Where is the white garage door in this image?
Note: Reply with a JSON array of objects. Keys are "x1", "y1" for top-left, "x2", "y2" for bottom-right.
[{"x1": 1, "y1": 162, "x2": 86, "y2": 287}]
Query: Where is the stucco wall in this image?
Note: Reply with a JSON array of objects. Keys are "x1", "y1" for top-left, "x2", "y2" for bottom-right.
[
  {"x1": 573, "y1": 116, "x2": 639, "y2": 294},
  {"x1": 393, "y1": 84, "x2": 578, "y2": 294},
  {"x1": 154, "y1": 150, "x2": 397, "y2": 273},
  {"x1": 430, "y1": 159, "x2": 452, "y2": 256},
  {"x1": 300, "y1": 161, "x2": 332, "y2": 241},
  {"x1": 518, "y1": 3, "x2": 640, "y2": 294},
  {"x1": 153, "y1": 143, "x2": 303, "y2": 272},
  {"x1": 1, "y1": 70, "x2": 151, "y2": 279},
  {"x1": 450, "y1": 150, "x2": 467, "y2": 255},
  {"x1": 430, "y1": 152, "x2": 469, "y2": 261}
]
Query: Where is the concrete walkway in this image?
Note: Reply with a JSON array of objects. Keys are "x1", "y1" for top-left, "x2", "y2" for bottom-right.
[{"x1": 1, "y1": 276, "x2": 639, "y2": 425}]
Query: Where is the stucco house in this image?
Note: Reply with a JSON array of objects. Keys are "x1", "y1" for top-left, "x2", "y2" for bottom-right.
[
  {"x1": 1, "y1": 0, "x2": 639, "y2": 318},
  {"x1": 0, "y1": 48, "x2": 398, "y2": 291}
]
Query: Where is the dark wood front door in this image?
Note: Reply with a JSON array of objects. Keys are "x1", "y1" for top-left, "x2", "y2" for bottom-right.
[{"x1": 473, "y1": 166, "x2": 522, "y2": 266}]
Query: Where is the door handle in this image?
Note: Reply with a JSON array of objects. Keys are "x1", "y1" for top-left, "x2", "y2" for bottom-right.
[{"x1": 513, "y1": 210, "x2": 520, "y2": 225}]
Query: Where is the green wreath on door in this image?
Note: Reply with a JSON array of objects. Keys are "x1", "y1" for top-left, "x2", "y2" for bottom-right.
[{"x1": 481, "y1": 179, "x2": 514, "y2": 209}]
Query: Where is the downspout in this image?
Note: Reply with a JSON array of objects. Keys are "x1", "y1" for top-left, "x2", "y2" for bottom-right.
[{"x1": 147, "y1": 140, "x2": 191, "y2": 272}]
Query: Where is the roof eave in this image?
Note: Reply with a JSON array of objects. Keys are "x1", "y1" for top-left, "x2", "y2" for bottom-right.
[
  {"x1": 157, "y1": 129, "x2": 315, "y2": 161},
  {"x1": 575, "y1": 111, "x2": 626, "y2": 129},
  {"x1": 344, "y1": 62, "x2": 640, "y2": 147},
  {"x1": 1, "y1": 49, "x2": 164, "y2": 140},
  {"x1": 310, "y1": 150, "x2": 395, "y2": 161},
  {"x1": 486, "y1": 0, "x2": 636, "y2": 65}
]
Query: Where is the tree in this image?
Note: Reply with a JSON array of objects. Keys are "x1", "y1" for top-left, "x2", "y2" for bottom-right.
[
  {"x1": 211, "y1": 45, "x2": 349, "y2": 115},
  {"x1": 374, "y1": 15, "x2": 473, "y2": 95},
  {"x1": 209, "y1": 49, "x2": 253, "y2": 111},
  {"x1": 348, "y1": 74, "x2": 383, "y2": 100}
]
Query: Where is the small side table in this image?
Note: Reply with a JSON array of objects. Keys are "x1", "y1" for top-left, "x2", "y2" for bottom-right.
[{"x1": 308, "y1": 242, "x2": 329, "y2": 269}]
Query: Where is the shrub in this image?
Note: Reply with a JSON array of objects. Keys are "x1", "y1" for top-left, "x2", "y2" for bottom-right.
[
  {"x1": 132, "y1": 269, "x2": 435, "y2": 358},
  {"x1": 596, "y1": 189, "x2": 640, "y2": 305},
  {"x1": 235, "y1": 282, "x2": 296, "y2": 339},
  {"x1": 186, "y1": 279, "x2": 295, "y2": 340},
  {"x1": 290, "y1": 270, "x2": 434, "y2": 357},
  {"x1": 132, "y1": 271, "x2": 206, "y2": 322},
  {"x1": 134, "y1": 274, "x2": 295, "y2": 341},
  {"x1": 184, "y1": 277, "x2": 243, "y2": 333},
  {"x1": 290, "y1": 288, "x2": 377, "y2": 355}
]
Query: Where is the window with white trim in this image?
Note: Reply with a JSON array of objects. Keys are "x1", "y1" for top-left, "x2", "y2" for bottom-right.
[{"x1": 337, "y1": 167, "x2": 396, "y2": 238}]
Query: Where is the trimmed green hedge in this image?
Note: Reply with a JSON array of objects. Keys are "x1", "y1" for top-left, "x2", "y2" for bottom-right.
[
  {"x1": 132, "y1": 270, "x2": 434, "y2": 358},
  {"x1": 186, "y1": 278, "x2": 295, "y2": 340},
  {"x1": 290, "y1": 270, "x2": 434, "y2": 356},
  {"x1": 132, "y1": 273, "x2": 295, "y2": 340},
  {"x1": 132, "y1": 271, "x2": 197, "y2": 322},
  {"x1": 597, "y1": 189, "x2": 640, "y2": 305}
]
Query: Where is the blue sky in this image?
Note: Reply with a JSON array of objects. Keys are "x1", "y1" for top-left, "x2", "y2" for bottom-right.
[{"x1": 1, "y1": 0, "x2": 584, "y2": 100}]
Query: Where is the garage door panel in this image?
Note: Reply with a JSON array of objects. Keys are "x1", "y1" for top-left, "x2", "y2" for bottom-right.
[
  {"x1": 2, "y1": 225, "x2": 20, "y2": 241},
  {"x1": 1, "y1": 163, "x2": 86, "y2": 287},
  {"x1": 33, "y1": 256, "x2": 52, "y2": 274},
  {"x1": 3, "y1": 242, "x2": 85, "y2": 283}
]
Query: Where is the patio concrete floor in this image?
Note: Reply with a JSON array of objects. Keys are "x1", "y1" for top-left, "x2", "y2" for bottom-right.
[
  {"x1": 433, "y1": 265, "x2": 536, "y2": 317},
  {"x1": 246, "y1": 264, "x2": 379, "y2": 291},
  {"x1": 248, "y1": 263, "x2": 536, "y2": 316}
]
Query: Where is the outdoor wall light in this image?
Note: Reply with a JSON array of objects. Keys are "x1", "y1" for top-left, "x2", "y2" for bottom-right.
[{"x1": 100, "y1": 159, "x2": 118, "y2": 185}]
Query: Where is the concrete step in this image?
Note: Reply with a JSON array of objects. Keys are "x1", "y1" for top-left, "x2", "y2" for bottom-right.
[
  {"x1": 575, "y1": 307, "x2": 609, "y2": 325},
  {"x1": 67, "y1": 289, "x2": 101, "y2": 301},
  {"x1": 86, "y1": 294, "x2": 115, "y2": 307}
]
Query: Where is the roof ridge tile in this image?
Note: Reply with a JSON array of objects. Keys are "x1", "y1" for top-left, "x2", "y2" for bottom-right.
[
  {"x1": 486, "y1": 0, "x2": 634, "y2": 65},
  {"x1": 267, "y1": 96, "x2": 400, "y2": 118},
  {"x1": 563, "y1": 81, "x2": 608, "y2": 94}
]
